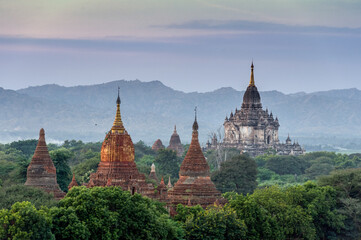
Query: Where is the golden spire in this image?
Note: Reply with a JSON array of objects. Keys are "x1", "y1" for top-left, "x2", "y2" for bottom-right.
[
  {"x1": 249, "y1": 61, "x2": 255, "y2": 86},
  {"x1": 111, "y1": 87, "x2": 125, "y2": 134}
]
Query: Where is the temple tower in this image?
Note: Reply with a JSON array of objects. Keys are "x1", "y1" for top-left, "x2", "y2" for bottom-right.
[
  {"x1": 168, "y1": 110, "x2": 222, "y2": 209},
  {"x1": 25, "y1": 128, "x2": 65, "y2": 199},
  {"x1": 87, "y1": 90, "x2": 152, "y2": 196},
  {"x1": 152, "y1": 139, "x2": 165, "y2": 151},
  {"x1": 167, "y1": 125, "x2": 184, "y2": 156},
  {"x1": 223, "y1": 63, "x2": 280, "y2": 153},
  {"x1": 220, "y1": 63, "x2": 304, "y2": 156}
]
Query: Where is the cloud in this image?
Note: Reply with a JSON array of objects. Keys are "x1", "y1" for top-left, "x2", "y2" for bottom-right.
[
  {"x1": 0, "y1": 35, "x2": 182, "y2": 54},
  {"x1": 164, "y1": 19, "x2": 361, "y2": 36}
]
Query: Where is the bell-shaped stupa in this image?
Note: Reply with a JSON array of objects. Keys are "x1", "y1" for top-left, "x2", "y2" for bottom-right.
[{"x1": 87, "y1": 89, "x2": 153, "y2": 196}]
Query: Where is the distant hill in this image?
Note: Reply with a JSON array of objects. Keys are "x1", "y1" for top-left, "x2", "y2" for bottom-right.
[{"x1": 0, "y1": 80, "x2": 360, "y2": 148}]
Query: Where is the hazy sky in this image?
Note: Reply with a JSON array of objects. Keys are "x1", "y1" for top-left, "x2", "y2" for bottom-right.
[{"x1": 1, "y1": 0, "x2": 361, "y2": 93}]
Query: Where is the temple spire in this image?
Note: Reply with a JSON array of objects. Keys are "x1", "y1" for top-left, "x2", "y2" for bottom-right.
[
  {"x1": 193, "y1": 107, "x2": 198, "y2": 132},
  {"x1": 249, "y1": 61, "x2": 255, "y2": 86},
  {"x1": 167, "y1": 176, "x2": 172, "y2": 188},
  {"x1": 111, "y1": 87, "x2": 125, "y2": 134}
]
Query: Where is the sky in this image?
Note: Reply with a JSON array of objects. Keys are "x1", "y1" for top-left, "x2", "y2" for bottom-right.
[{"x1": 0, "y1": 0, "x2": 361, "y2": 93}]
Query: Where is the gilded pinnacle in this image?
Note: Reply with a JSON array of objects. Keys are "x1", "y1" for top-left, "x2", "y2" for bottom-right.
[
  {"x1": 111, "y1": 91, "x2": 125, "y2": 134},
  {"x1": 249, "y1": 62, "x2": 255, "y2": 87}
]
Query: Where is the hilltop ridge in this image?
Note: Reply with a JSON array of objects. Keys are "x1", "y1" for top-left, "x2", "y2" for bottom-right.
[{"x1": 0, "y1": 80, "x2": 360, "y2": 148}]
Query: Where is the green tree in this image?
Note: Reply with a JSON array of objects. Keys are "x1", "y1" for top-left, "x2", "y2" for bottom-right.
[
  {"x1": 318, "y1": 168, "x2": 361, "y2": 239},
  {"x1": 50, "y1": 148, "x2": 73, "y2": 192},
  {"x1": 9, "y1": 139, "x2": 38, "y2": 158},
  {"x1": 265, "y1": 155, "x2": 309, "y2": 175},
  {"x1": 175, "y1": 204, "x2": 246, "y2": 240},
  {"x1": 227, "y1": 186, "x2": 316, "y2": 240},
  {"x1": 318, "y1": 168, "x2": 361, "y2": 199},
  {"x1": 285, "y1": 182, "x2": 344, "y2": 239},
  {"x1": 155, "y1": 149, "x2": 181, "y2": 179},
  {"x1": 59, "y1": 186, "x2": 184, "y2": 240},
  {"x1": 211, "y1": 154, "x2": 257, "y2": 194},
  {"x1": 305, "y1": 162, "x2": 334, "y2": 179},
  {"x1": 135, "y1": 154, "x2": 155, "y2": 176},
  {"x1": 72, "y1": 153, "x2": 100, "y2": 184},
  {"x1": 0, "y1": 201, "x2": 54, "y2": 240},
  {"x1": 134, "y1": 141, "x2": 156, "y2": 162},
  {"x1": 50, "y1": 207, "x2": 90, "y2": 240},
  {"x1": 0, "y1": 185, "x2": 57, "y2": 209}
]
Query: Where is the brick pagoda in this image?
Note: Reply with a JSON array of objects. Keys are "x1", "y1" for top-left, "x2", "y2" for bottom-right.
[
  {"x1": 68, "y1": 174, "x2": 78, "y2": 191},
  {"x1": 87, "y1": 91, "x2": 153, "y2": 196},
  {"x1": 25, "y1": 128, "x2": 65, "y2": 199},
  {"x1": 152, "y1": 139, "x2": 164, "y2": 151},
  {"x1": 167, "y1": 125, "x2": 184, "y2": 156},
  {"x1": 168, "y1": 112, "x2": 222, "y2": 209}
]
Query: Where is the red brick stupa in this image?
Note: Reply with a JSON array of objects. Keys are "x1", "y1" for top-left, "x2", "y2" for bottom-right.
[
  {"x1": 68, "y1": 174, "x2": 78, "y2": 191},
  {"x1": 87, "y1": 90, "x2": 153, "y2": 196},
  {"x1": 168, "y1": 111, "x2": 222, "y2": 209},
  {"x1": 167, "y1": 125, "x2": 184, "y2": 156},
  {"x1": 152, "y1": 139, "x2": 164, "y2": 151},
  {"x1": 25, "y1": 128, "x2": 65, "y2": 199}
]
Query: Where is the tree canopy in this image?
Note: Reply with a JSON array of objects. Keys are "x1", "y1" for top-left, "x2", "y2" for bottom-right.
[{"x1": 211, "y1": 154, "x2": 258, "y2": 194}]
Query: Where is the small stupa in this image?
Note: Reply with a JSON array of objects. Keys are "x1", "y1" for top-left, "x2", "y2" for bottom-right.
[
  {"x1": 167, "y1": 125, "x2": 184, "y2": 156},
  {"x1": 68, "y1": 174, "x2": 78, "y2": 191},
  {"x1": 25, "y1": 128, "x2": 65, "y2": 199},
  {"x1": 152, "y1": 139, "x2": 165, "y2": 151},
  {"x1": 167, "y1": 176, "x2": 173, "y2": 189},
  {"x1": 168, "y1": 109, "x2": 222, "y2": 209},
  {"x1": 148, "y1": 163, "x2": 159, "y2": 182}
]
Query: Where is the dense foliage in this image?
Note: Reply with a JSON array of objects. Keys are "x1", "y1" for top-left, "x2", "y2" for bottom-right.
[
  {"x1": 211, "y1": 154, "x2": 258, "y2": 194},
  {"x1": 253, "y1": 151, "x2": 361, "y2": 187},
  {"x1": 0, "y1": 185, "x2": 57, "y2": 210},
  {"x1": 3, "y1": 139, "x2": 361, "y2": 239}
]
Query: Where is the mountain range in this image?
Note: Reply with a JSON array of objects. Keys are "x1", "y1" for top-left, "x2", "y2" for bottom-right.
[{"x1": 1, "y1": 80, "x2": 361, "y2": 149}]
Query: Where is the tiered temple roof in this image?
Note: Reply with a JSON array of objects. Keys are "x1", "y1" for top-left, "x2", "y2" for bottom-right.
[
  {"x1": 168, "y1": 112, "x2": 222, "y2": 209},
  {"x1": 87, "y1": 90, "x2": 153, "y2": 196},
  {"x1": 25, "y1": 128, "x2": 65, "y2": 199}
]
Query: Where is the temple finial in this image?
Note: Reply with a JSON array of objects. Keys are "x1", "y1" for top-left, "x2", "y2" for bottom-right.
[
  {"x1": 112, "y1": 88, "x2": 125, "y2": 133},
  {"x1": 116, "y1": 86, "x2": 121, "y2": 105},
  {"x1": 193, "y1": 107, "x2": 198, "y2": 131},
  {"x1": 249, "y1": 61, "x2": 255, "y2": 86}
]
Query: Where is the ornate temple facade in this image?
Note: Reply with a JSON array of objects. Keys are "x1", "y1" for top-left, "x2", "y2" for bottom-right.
[
  {"x1": 220, "y1": 63, "x2": 305, "y2": 157},
  {"x1": 25, "y1": 128, "x2": 65, "y2": 199},
  {"x1": 167, "y1": 126, "x2": 184, "y2": 156},
  {"x1": 168, "y1": 114, "x2": 224, "y2": 211}
]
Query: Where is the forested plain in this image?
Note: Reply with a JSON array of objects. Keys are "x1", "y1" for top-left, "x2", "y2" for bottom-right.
[{"x1": 1, "y1": 139, "x2": 361, "y2": 239}]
